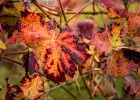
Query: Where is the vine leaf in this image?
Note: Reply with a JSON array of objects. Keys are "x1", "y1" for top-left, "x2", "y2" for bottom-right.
[
  {"x1": 0, "y1": 1, "x2": 26, "y2": 28},
  {"x1": 77, "y1": 19, "x2": 95, "y2": 39},
  {"x1": 100, "y1": 0, "x2": 126, "y2": 18},
  {"x1": 9, "y1": 11, "x2": 87, "y2": 83},
  {"x1": 127, "y1": 13, "x2": 140, "y2": 36},
  {"x1": 90, "y1": 25, "x2": 112, "y2": 53},
  {"x1": 109, "y1": 23, "x2": 124, "y2": 47},
  {"x1": 107, "y1": 49, "x2": 140, "y2": 77},
  {"x1": 90, "y1": 22, "x2": 124, "y2": 53},
  {"x1": 20, "y1": 75, "x2": 44, "y2": 99},
  {"x1": 44, "y1": 28, "x2": 87, "y2": 83}
]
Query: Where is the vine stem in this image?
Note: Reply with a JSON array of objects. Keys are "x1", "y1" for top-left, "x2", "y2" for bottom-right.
[
  {"x1": 4, "y1": 51, "x2": 28, "y2": 55},
  {"x1": 0, "y1": 24, "x2": 5, "y2": 43},
  {"x1": 63, "y1": 0, "x2": 94, "y2": 27},
  {"x1": 3, "y1": 56, "x2": 22, "y2": 65},
  {"x1": 92, "y1": 77, "x2": 103, "y2": 97},
  {"x1": 79, "y1": 68, "x2": 93, "y2": 99},
  {"x1": 57, "y1": 0, "x2": 68, "y2": 27},
  {"x1": 60, "y1": 86, "x2": 78, "y2": 100},
  {"x1": 65, "y1": 11, "x2": 107, "y2": 15},
  {"x1": 31, "y1": 0, "x2": 61, "y2": 29},
  {"x1": 40, "y1": 4, "x2": 59, "y2": 12}
]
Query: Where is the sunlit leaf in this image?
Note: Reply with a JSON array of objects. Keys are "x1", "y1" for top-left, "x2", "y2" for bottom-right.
[
  {"x1": 20, "y1": 75, "x2": 44, "y2": 99},
  {"x1": 109, "y1": 23, "x2": 124, "y2": 47},
  {"x1": 9, "y1": 11, "x2": 87, "y2": 83},
  {"x1": 0, "y1": 39, "x2": 6, "y2": 49}
]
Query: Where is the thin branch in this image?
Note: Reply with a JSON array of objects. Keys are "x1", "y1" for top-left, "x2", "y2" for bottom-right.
[
  {"x1": 92, "y1": 0, "x2": 95, "y2": 12},
  {"x1": 4, "y1": 51, "x2": 28, "y2": 55},
  {"x1": 75, "y1": 80, "x2": 82, "y2": 100},
  {"x1": 93, "y1": 81, "x2": 108, "y2": 100},
  {"x1": 46, "y1": 11, "x2": 59, "y2": 16},
  {"x1": 63, "y1": 0, "x2": 94, "y2": 26},
  {"x1": 0, "y1": 24, "x2": 5, "y2": 43},
  {"x1": 57, "y1": 0, "x2": 68, "y2": 27},
  {"x1": 64, "y1": 11, "x2": 107, "y2": 15},
  {"x1": 40, "y1": 4, "x2": 59, "y2": 12},
  {"x1": 32, "y1": 0, "x2": 51, "y2": 19},
  {"x1": 3, "y1": 56, "x2": 22, "y2": 65},
  {"x1": 92, "y1": 77, "x2": 103, "y2": 97},
  {"x1": 79, "y1": 68, "x2": 92, "y2": 99},
  {"x1": 60, "y1": 86, "x2": 78, "y2": 100},
  {"x1": 31, "y1": 0, "x2": 61, "y2": 29}
]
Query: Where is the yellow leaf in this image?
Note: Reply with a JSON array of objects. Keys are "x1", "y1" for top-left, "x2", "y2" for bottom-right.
[
  {"x1": 109, "y1": 23, "x2": 124, "y2": 47},
  {"x1": 0, "y1": 40, "x2": 6, "y2": 49}
]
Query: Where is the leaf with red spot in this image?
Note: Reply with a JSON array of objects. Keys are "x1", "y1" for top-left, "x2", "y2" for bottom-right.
[
  {"x1": 9, "y1": 11, "x2": 87, "y2": 83},
  {"x1": 43, "y1": 28, "x2": 87, "y2": 83},
  {"x1": 20, "y1": 75, "x2": 44, "y2": 99}
]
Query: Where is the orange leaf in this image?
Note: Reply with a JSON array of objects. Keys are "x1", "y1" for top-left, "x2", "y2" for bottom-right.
[
  {"x1": 20, "y1": 75, "x2": 44, "y2": 99},
  {"x1": 127, "y1": 13, "x2": 140, "y2": 36},
  {"x1": 9, "y1": 11, "x2": 87, "y2": 83}
]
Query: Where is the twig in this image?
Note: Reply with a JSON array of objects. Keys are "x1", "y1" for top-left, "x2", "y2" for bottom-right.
[
  {"x1": 46, "y1": 11, "x2": 59, "y2": 16},
  {"x1": 40, "y1": 4, "x2": 59, "y2": 12},
  {"x1": 60, "y1": 86, "x2": 78, "y2": 100},
  {"x1": 57, "y1": 0, "x2": 68, "y2": 27},
  {"x1": 31, "y1": 0, "x2": 61, "y2": 29},
  {"x1": 79, "y1": 68, "x2": 92, "y2": 99},
  {"x1": 92, "y1": 0, "x2": 95, "y2": 12},
  {"x1": 63, "y1": 0, "x2": 94, "y2": 27},
  {"x1": 0, "y1": 24, "x2": 5, "y2": 43},
  {"x1": 64, "y1": 11, "x2": 107, "y2": 15},
  {"x1": 113, "y1": 79, "x2": 119, "y2": 100},
  {"x1": 32, "y1": 0, "x2": 51, "y2": 19},
  {"x1": 93, "y1": 81, "x2": 108, "y2": 100},
  {"x1": 3, "y1": 56, "x2": 22, "y2": 65},
  {"x1": 75, "y1": 80, "x2": 82, "y2": 100},
  {"x1": 4, "y1": 51, "x2": 28, "y2": 55},
  {"x1": 92, "y1": 77, "x2": 103, "y2": 97}
]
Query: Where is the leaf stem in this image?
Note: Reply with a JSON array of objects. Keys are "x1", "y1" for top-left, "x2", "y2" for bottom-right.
[
  {"x1": 0, "y1": 24, "x2": 5, "y2": 43},
  {"x1": 61, "y1": 86, "x2": 78, "y2": 100},
  {"x1": 63, "y1": 0, "x2": 94, "y2": 27}
]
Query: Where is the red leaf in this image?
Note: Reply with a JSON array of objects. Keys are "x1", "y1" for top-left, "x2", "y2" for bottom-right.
[
  {"x1": 77, "y1": 19, "x2": 96, "y2": 39},
  {"x1": 43, "y1": 28, "x2": 87, "y2": 83},
  {"x1": 90, "y1": 26, "x2": 112, "y2": 53},
  {"x1": 9, "y1": 11, "x2": 87, "y2": 83}
]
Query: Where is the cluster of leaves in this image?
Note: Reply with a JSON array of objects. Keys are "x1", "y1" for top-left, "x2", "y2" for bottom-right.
[{"x1": 1, "y1": 0, "x2": 140, "y2": 99}]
